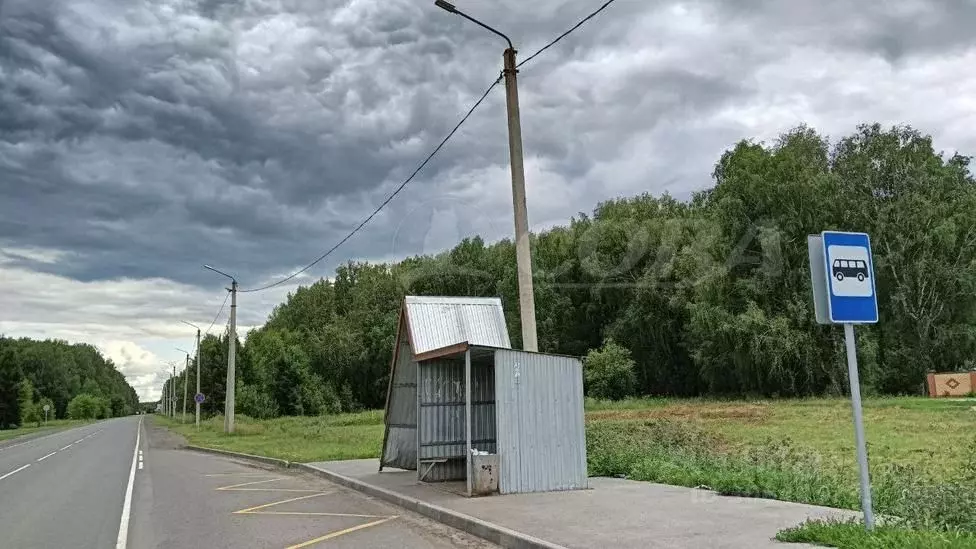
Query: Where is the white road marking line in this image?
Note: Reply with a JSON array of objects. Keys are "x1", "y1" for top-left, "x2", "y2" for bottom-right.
[
  {"x1": 60, "y1": 444, "x2": 73, "y2": 451},
  {"x1": 74, "y1": 439, "x2": 84, "y2": 444},
  {"x1": 115, "y1": 417, "x2": 143, "y2": 549},
  {"x1": 0, "y1": 429, "x2": 72, "y2": 453},
  {"x1": 138, "y1": 450, "x2": 143, "y2": 470},
  {"x1": 37, "y1": 451, "x2": 57, "y2": 462},
  {"x1": 0, "y1": 464, "x2": 31, "y2": 482}
]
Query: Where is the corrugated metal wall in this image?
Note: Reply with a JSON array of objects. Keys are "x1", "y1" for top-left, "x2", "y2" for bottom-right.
[
  {"x1": 381, "y1": 333, "x2": 417, "y2": 470},
  {"x1": 405, "y1": 296, "x2": 511, "y2": 355},
  {"x1": 494, "y1": 349, "x2": 588, "y2": 494},
  {"x1": 417, "y1": 355, "x2": 496, "y2": 482}
]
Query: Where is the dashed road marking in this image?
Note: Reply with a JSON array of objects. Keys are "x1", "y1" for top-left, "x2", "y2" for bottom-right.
[
  {"x1": 59, "y1": 444, "x2": 73, "y2": 451},
  {"x1": 138, "y1": 451, "x2": 143, "y2": 471},
  {"x1": 0, "y1": 463, "x2": 31, "y2": 482},
  {"x1": 114, "y1": 416, "x2": 143, "y2": 549},
  {"x1": 36, "y1": 451, "x2": 57, "y2": 462},
  {"x1": 285, "y1": 517, "x2": 398, "y2": 549}
]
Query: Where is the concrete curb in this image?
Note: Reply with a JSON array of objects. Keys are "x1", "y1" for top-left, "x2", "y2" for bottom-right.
[
  {"x1": 294, "y1": 463, "x2": 567, "y2": 549},
  {"x1": 184, "y1": 445, "x2": 292, "y2": 469}
]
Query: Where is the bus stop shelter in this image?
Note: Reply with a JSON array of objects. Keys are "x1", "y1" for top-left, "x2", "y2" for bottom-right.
[{"x1": 380, "y1": 296, "x2": 587, "y2": 496}]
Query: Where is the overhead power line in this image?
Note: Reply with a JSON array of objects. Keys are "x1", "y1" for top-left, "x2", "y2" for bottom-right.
[
  {"x1": 205, "y1": 291, "x2": 230, "y2": 335},
  {"x1": 239, "y1": 0, "x2": 619, "y2": 293},
  {"x1": 516, "y1": 0, "x2": 617, "y2": 68},
  {"x1": 239, "y1": 77, "x2": 502, "y2": 293}
]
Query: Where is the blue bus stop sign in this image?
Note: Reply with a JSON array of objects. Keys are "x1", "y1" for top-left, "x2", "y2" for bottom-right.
[{"x1": 822, "y1": 231, "x2": 878, "y2": 324}]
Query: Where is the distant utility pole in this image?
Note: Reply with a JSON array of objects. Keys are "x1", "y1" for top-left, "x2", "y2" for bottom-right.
[
  {"x1": 182, "y1": 321, "x2": 202, "y2": 428},
  {"x1": 204, "y1": 264, "x2": 238, "y2": 434},
  {"x1": 171, "y1": 364, "x2": 176, "y2": 418},
  {"x1": 176, "y1": 348, "x2": 190, "y2": 424},
  {"x1": 434, "y1": 0, "x2": 538, "y2": 352}
]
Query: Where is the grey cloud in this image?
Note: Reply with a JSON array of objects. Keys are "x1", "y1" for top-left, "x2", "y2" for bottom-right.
[
  {"x1": 706, "y1": 0, "x2": 976, "y2": 62},
  {"x1": 2, "y1": 0, "x2": 975, "y2": 299}
]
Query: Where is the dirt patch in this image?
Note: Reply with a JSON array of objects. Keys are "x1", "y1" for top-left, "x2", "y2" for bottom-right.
[
  {"x1": 144, "y1": 416, "x2": 188, "y2": 449},
  {"x1": 588, "y1": 403, "x2": 770, "y2": 423}
]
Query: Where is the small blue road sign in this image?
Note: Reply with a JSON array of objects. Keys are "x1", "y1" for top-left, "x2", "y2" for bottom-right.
[
  {"x1": 822, "y1": 231, "x2": 878, "y2": 324},
  {"x1": 194, "y1": 393, "x2": 205, "y2": 404}
]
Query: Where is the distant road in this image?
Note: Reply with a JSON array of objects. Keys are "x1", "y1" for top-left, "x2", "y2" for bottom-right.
[
  {"x1": 0, "y1": 417, "x2": 492, "y2": 548},
  {"x1": 0, "y1": 416, "x2": 139, "y2": 548}
]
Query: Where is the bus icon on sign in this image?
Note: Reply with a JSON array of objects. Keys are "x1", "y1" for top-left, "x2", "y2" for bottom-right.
[
  {"x1": 826, "y1": 244, "x2": 873, "y2": 298},
  {"x1": 832, "y1": 259, "x2": 869, "y2": 282}
]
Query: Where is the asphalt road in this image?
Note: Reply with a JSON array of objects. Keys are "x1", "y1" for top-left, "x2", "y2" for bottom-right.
[
  {"x1": 0, "y1": 417, "x2": 495, "y2": 549},
  {"x1": 0, "y1": 417, "x2": 134, "y2": 548}
]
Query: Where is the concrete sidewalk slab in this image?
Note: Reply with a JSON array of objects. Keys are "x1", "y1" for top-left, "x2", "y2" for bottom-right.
[{"x1": 303, "y1": 459, "x2": 854, "y2": 549}]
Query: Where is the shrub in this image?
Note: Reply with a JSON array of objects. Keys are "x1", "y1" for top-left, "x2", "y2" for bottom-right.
[
  {"x1": 67, "y1": 393, "x2": 107, "y2": 420},
  {"x1": 583, "y1": 339, "x2": 637, "y2": 400},
  {"x1": 237, "y1": 384, "x2": 279, "y2": 419}
]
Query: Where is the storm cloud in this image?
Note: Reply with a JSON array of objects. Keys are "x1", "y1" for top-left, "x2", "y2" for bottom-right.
[{"x1": 2, "y1": 0, "x2": 975, "y2": 399}]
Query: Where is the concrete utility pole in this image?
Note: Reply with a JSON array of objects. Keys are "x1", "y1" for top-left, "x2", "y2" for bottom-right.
[
  {"x1": 227, "y1": 279, "x2": 237, "y2": 433},
  {"x1": 434, "y1": 0, "x2": 538, "y2": 351},
  {"x1": 171, "y1": 364, "x2": 176, "y2": 417},
  {"x1": 204, "y1": 264, "x2": 238, "y2": 434},
  {"x1": 181, "y1": 321, "x2": 202, "y2": 428},
  {"x1": 195, "y1": 327, "x2": 201, "y2": 426},
  {"x1": 181, "y1": 352, "x2": 189, "y2": 423}
]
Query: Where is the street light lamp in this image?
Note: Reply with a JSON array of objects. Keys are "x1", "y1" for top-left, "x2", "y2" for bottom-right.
[
  {"x1": 203, "y1": 264, "x2": 238, "y2": 433},
  {"x1": 435, "y1": 0, "x2": 513, "y2": 49},
  {"x1": 434, "y1": 1, "x2": 538, "y2": 352},
  {"x1": 180, "y1": 320, "x2": 203, "y2": 428}
]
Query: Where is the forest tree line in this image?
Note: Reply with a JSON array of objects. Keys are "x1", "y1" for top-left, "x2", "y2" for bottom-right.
[
  {"x1": 161, "y1": 124, "x2": 976, "y2": 419},
  {"x1": 0, "y1": 338, "x2": 140, "y2": 429}
]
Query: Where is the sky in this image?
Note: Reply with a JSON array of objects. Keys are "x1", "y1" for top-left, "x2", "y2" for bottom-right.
[{"x1": 2, "y1": 0, "x2": 975, "y2": 401}]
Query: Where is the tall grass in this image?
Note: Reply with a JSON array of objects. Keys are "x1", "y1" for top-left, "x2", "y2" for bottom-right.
[
  {"x1": 587, "y1": 419, "x2": 976, "y2": 533},
  {"x1": 777, "y1": 520, "x2": 976, "y2": 548}
]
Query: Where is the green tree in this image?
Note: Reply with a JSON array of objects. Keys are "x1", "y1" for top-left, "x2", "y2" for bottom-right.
[
  {"x1": 67, "y1": 393, "x2": 105, "y2": 420},
  {"x1": 225, "y1": 122, "x2": 976, "y2": 414},
  {"x1": 583, "y1": 339, "x2": 637, "y2": 400},
  {"x1": 18, "y1": 379, "x2": 40, "y2": 427}
]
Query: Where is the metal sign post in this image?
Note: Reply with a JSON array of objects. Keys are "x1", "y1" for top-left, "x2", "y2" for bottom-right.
[
  {"x1": 809, "y1": 231, "x2": 879, "y2": 531},
  {"x1": 43, "y1": 404, "x2": 50, "y2": 424},
  {"x1": 843, "y1": 323, "x2": 874, "y2": 529}
]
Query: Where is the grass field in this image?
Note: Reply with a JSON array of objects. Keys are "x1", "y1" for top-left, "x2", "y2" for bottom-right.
[
  {"x1": 0, "y1": 419, "x2": 93, "y2": 443},
  {"x1": 156, "y1": 410, "x2": 383, "y2": 463},
  {"x1": 157, "y1": 397, "x2": 976, "y2": 548},
  {"x1": 585, "y1": 397, "x2": 976, "y2": 479},
  {"x1": 158, "y1": 397, "x2": 976, "y2": 470}
]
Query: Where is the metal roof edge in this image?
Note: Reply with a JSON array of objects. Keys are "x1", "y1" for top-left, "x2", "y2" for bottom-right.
[
  {"x1": 413, "y1": 342, "x2": 583, "y2": 362},
  {"x1": 404, "y1": 295, "x2": 503, "y2": 306}
]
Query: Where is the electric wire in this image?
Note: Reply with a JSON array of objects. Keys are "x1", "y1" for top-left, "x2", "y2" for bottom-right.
[{"x1": 237, "y1": 0, "x2": 619, "y2": 293}]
